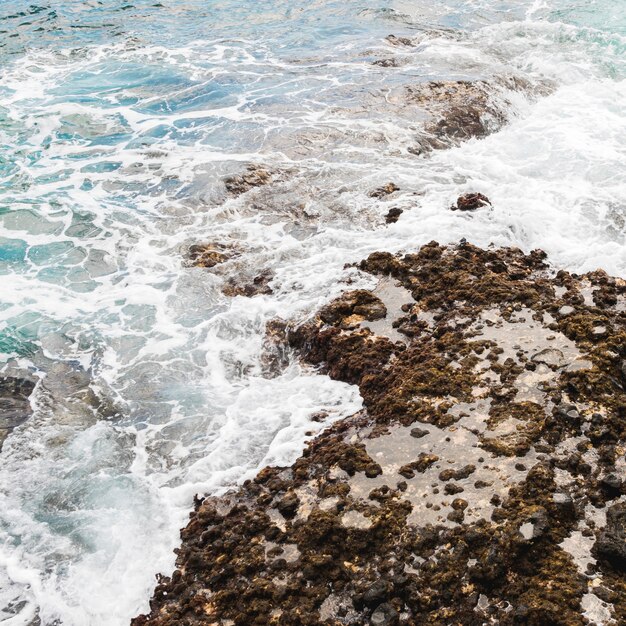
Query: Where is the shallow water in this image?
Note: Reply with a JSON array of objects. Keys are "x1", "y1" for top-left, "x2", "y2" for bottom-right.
[{"x1": 0, "y1": 1, "x2": 624, "y2": 624}]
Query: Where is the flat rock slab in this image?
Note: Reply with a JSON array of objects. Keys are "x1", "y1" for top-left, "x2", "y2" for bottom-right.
[{"x1": 134, "y1": 243, "x2": 626, "y2": 626}]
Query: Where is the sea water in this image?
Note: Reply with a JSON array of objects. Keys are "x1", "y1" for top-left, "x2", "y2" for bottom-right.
[{"x1": 0, "y1": 1, "x2": 624, "y2": 624}]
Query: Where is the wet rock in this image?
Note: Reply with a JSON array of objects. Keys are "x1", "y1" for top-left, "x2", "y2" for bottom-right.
[
  {"x1": 372, "y1": 58, "x2": 402, "y2": 68},
  {"x1": 401, "y1": 77, "x2": 552, "y2": 155},
  {"x1": 385, "y1": 34, "x2": 413, "y2": 47},
  {"x1": 600, "y1": 473, "x2": 623, "y2": 497},
  {"x1": 405, "y1": 81, "x2": 501, "y2": 150},
  {"x1": 552, "y1": 493, "x2": 576, "y2": 520},
  {"x1": 319, "y1": 290, "x2": 387, "y2": 326},
  {"x1": 370, "y1": 602, "x2": 399, "y2": 626},
  {"x1": 222, "y1": 270, "x2": 274, "y2": 297},
  {"x1": 223, "y1": 165, "x2": 272, "y2": 195},
  {"x1": 451, "y1": 192, "x2": 491, "y2": 212},
  {"x1": 595, "y1": 502, "x2": 626, "y2": 569},
  {"x1": 369, "y1": 182, "x2": 400, "y2": 199},
  {"x1": 439, "y1": 465, "x2": 476, "y2": 481},
  {"x1": 0, "y1": 376, "x2": 36, "y2": 450},
  {"x1": 385, "y1": 207, "x2": 403, "y2": 224},
  {"x1": 186, "y1": 243, "x2": 234, "y2": 268},
  {"x1": 362, "y1": 579, "x2": 391, "y2": 608},
  {"x1": 531, "y1": 347, "x2": 565, "y2": 367},
  {"x1": 518, "y1": 507, "x2": 549, "y2": 542},
  {"x1": 398, "y1": 453, "x2": 439, "y2": 478}
]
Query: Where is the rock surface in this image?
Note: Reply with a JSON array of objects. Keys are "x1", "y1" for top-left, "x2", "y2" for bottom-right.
[
  {"x1": 452, "y1": 193, "x2": 492, "y2": 212},
  {"x1": 397, "y1": 77, "x2": 551, "y2": 155},
  {"x1": 0, "y1": 376, "x2": 36, "y2": 449},
  {"x1": 223, "y1": 165, "x2": 273, "y2": 196},
  {"x1": 186, "y1": 243, "x2": 235, "y2": 269},
  {"x1": 134, "y1": 243, "x2": 626, "y2": 626}
]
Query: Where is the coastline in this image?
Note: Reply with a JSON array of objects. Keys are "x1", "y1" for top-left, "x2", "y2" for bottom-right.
[
  {"x1": 0, "y1": 3, "x2": 624, "y2": 622},
  {"x1": 134, "y1": 243, "x2": 626, "y2": 625}
]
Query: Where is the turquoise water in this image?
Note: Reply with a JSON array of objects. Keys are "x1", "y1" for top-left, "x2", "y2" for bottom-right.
[{"x1": 0, "y1": 1, "x2": 624, "y2": 625}]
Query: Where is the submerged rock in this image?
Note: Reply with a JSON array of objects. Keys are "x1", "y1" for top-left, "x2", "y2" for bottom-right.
[
  {"x1": 400, "y1": 77, "x2": 551, "y2": 154},
  {"x1": 222, "y1": 270, "x2": 274, "y2": 298},
  {"x1": 135, "y1": 243, "x2": 626, "y2": 626},
  {"x1": 385, "y1": 34, "x2": 413, "y2": 47},
  {"x1": 186, "y1": 243, "x2": 232, "y2": 268},
  {"x1": 185, "y1": 242, "x2": 243, "y2": 269},
  {"x1": 223, "y1": 165, "x2": 273, "y2": 196},
  {"x1": 369, "y1": 183, "x2": 400, "y2": 199},
  {"x1": 371, "y1": 58, "x2": 402, "y2": 68},
  {"x1": 0, "y1": 376, "x2": 36, "y2": 450}
]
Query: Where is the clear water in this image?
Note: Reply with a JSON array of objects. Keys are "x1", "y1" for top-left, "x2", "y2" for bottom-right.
[{"x1": 0, "y1": 1, "x2": 624, "y2": 624}]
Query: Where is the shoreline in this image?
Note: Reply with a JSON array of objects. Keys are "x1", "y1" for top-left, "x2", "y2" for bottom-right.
[{"x1": 134, "y1": 242, "x2": 626, "y2": 625}]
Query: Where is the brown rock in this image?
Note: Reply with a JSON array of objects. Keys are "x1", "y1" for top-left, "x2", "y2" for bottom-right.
[
  {"x1": 385, "y1": 207, "x2": 404, "y2": 224},
  {"x1": 369, "y1": 183, "x2": 400, "y2": 199},
  {"x1": 452, "y1": 193, "x2": 491, "y2": 212}
]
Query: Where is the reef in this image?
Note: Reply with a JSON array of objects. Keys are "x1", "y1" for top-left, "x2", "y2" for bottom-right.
[{"x1": 134, "y1": 242, "x2": 626, "y2": 626}]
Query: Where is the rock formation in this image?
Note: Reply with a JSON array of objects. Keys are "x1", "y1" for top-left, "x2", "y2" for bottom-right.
[{"x1": 134, "y1": 243, "x2": 626, "y2": 626}]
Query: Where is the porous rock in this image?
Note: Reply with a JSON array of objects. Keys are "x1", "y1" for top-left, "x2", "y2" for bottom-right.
[{"x1": 135, "y1": 243, "x2": 626, "y2": 626}]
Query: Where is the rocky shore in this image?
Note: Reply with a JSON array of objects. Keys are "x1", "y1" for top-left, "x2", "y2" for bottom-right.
[{"x1": 133, "y1": 242, "x2": 626, "y2": 626}]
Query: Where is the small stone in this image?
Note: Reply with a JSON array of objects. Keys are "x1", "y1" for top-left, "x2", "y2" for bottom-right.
[
  {"x1": 369, "y1": 183, "x2": 400, "y2": 199},
  {"x1": 372, "y1": 58, "x2": 401, "y2": 68},
  {"x1": 410, "y1": 427, "x2": 429, "y2": 439},
  {"x1": 595, "y1": 502, "x2": 626, "y2": 569},
  {"x1": 363, "y1": 580, "x2": 390, "y2": 608},
  {"x1": 365, "y1": 464, "x2": 383, "y2": 478},
  {"x1": 224, "y1": 165, "x2": 272, "y2": 195},
  {"x1": 370, "y1": 602, "x2": 399, "y2": 626},
  {"x1": 531, "y1": 348, "x2": 565, "y2": 368},
  {"x1": 444, "y1": 483, "x2": 464, "y2": 495},
  {"x1": 552, "y1": 492, "x2": 576, "y2": 519},
  {"x1": 439, "y1": 465, "x2": 475, "y2": 481},
  {"x1": 447, "y1": 509, "x2": 464, "y2": 523},
  {"x1": 398, "y1": 467, "x2": 415, "y2": 479},
  {"x1": 451, "y1": 193, "x2": 491, "y2": 212},
  {"x1": 601, "y1": 473, "x2": 622, "y2": 493},
  {"x1": 277, "y1": 492, "x2": 300, "y2": 518},
  {"x1": 386, "y1": 34, "x2": 413, "y2": 47},
  {"x1": 385, "y1": 208, "x2": 404, "y2": 224},
  {"x1": 399, "y1": 453, "x2": 439, "y2": 478}
]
